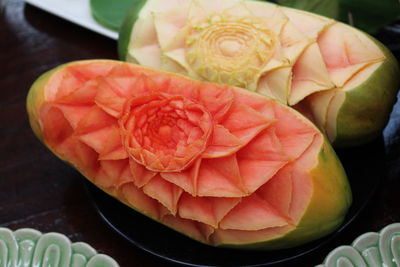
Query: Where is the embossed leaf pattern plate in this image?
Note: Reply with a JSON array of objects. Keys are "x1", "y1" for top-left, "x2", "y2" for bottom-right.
[
  {"x1": 317, "y1": 223, "x2": 400, "y2": 267},
  {"x1": 0, "y1": 227, "x2": 119, "y2": 267}
]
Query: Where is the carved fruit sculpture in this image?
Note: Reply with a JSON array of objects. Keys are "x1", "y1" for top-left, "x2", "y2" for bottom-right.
[
  {"x1": 118, "y1": 0, "x2": 400, "y2": 147},
  {"x1": 27, "y1": 60, "x2": 351, "y2": 249}
]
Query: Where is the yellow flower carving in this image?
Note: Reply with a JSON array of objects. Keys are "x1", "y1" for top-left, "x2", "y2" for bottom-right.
[
  {"x1": 125, "y1": 0, "x2": 388, "y2": 144},
  {"x1": 186, "y1": 14, "x2": 277, "y2": 89},
  {"x1": 127, "y1": 0, "x2": 345, "y2": 105}
]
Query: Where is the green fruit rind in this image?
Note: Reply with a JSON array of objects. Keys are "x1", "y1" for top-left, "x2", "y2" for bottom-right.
[
  {"x1": 333, "y1": 40, "x2": 400, "y2": 147},
  {"x1": 118, "y1": 0, "x2": 148, "y2": 61},
  {"x1": 26, "y1": 66, "x2": 61, "y2": 143},
  {"x1": 219, "y1": 137, "x2": 352, "y2": 250}
]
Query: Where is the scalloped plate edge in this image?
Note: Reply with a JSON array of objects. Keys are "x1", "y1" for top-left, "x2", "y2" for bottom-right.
[
  {"x1": 0, "y1": 227, "x2": 119, "y2": 267},
  {"x1": 316, "y1": 222, "x2": 400, "y2": 267}
]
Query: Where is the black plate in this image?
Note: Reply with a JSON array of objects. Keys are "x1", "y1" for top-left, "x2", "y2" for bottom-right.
[
  {"x1": 83, "y1": 24, "x2": 400, "y2": 267},
  {"x1": 83, "y1": 133, "x2": 389, "y2": 267}
]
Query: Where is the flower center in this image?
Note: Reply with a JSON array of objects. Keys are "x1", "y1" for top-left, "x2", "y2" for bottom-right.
[
  {"x1": 119, "y1": 93, "x2": 212, "y2": 172},
  {"x1": 158, "y1": 125, "x2": 172, "y2": 137},
  {"x1": 219, "y1": 39, "x2": 243, "y2": 57},
  {"x1": 186, "y1": 15, "x2": 276, "y2": 89}
]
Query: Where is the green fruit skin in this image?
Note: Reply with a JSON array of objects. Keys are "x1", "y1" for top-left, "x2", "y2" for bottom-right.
[
  {"x1": 333, "y1": 40, "x2": 400, "y2": 147},
  {"x1": 26, "y1": 67, "x2": 60, "y2": 143},
  {"x1": 219, "y1": 137, "x2": 352, "y2": 250},
  {"x1": 118, "y1": 0, "x2": 148, "y2": 61},
  {"x1": 27, "y1": 60, "x2": 351, "y2": 250}
]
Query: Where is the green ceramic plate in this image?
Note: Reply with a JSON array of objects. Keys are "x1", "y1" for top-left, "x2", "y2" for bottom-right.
[
  {"x1": 317, "y1": 222, "x2": 400, "y2": 267},
  {"x1": 0, "y1": 227, "x2": 119, "y2": 267}
]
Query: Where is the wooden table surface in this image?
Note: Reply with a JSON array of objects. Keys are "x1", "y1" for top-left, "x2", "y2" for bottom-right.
[{"x1": 1, "y1": 1, "x2": 399, "y2": 266}]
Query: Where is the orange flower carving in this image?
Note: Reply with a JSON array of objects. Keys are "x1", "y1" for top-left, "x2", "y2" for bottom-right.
[
  {"x1": 35, "y1": 61, "x2": 340, "y2": 246},
  {"x1": 119, "y1": 93, "x2": 213, "y2": 172}
]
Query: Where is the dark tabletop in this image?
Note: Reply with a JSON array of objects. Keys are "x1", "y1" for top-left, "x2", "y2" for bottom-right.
[{"x1": 1, "y1": 1, "x2": 399, "y2": 266}]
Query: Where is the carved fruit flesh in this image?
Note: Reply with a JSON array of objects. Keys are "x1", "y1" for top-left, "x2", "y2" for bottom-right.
[
  {"x1": 27, "y1": 60, "x2": 351, "y2": 249},
  {"x1": 119, "y1": 0, "x2": 400, "y2": 147}
]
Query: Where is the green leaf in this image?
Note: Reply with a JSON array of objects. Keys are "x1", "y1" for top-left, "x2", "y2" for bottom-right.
[
  {"x1": 276, "y1": 0, "x2": 340, "y2": 19},
  {"x1": 90, "y1": 0, "x2": 143, "y2": 31},
  {"x1": 338, "y1": 0, "x2": 400, "y2": 34},
  {"x1": 275, "y1": 0, "x2": 400, "y2": 34}
]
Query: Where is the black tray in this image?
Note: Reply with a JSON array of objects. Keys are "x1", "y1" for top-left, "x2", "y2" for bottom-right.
[
  {"x1": 84, "y1": 23, "x2": 400, "y2": 267},
  {"x1": 83, "y1": 134, "x2": 387, "y2": 266}
]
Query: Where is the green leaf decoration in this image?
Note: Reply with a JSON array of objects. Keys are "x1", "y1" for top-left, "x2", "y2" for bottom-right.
[
  {"x1": 275, "y1": 0, "x2": 400, "y2": 34},
  {"x1": 90, "y1": 0, "x2": 143, "y2": 31},
  {"x1": 276, "y1": 0, "x2": 340, "y2": 19},
  {"x1": 92, "y1": 0, "x2": 399, "y2": 34},
  {"x1": 338, "y1": 0, "x2": 400, "y2": 34}
]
